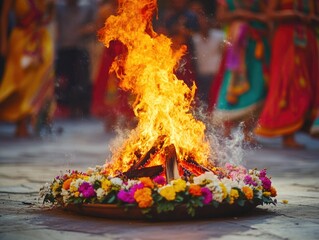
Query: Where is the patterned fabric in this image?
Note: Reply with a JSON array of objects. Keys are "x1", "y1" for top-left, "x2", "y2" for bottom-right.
[
  {"x1": 255, "y1": 0, "x2": 319, "y2": 137},
  {"x1": 212, "y1": 0, "x2": 270, "y2": 122},
  {"x1": 0, "y1": 0, "x2": 55, "y2": 126}
]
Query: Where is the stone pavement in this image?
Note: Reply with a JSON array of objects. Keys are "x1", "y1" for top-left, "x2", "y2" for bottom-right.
[{"x1": 0, "y1": 119, "x2": 318, "y2": 240}]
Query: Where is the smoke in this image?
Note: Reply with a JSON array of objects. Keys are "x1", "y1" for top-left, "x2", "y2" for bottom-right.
[{"x1": 193, "y1": 103, "x2": 259, "y2": 168}]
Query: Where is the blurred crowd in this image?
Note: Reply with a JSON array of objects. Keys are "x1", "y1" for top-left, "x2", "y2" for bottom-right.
[{"x1": 0, "y1": 0, "x2": 318, "y2": 149}]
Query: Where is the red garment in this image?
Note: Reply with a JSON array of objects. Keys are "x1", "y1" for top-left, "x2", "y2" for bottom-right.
[
  {"x1": 208, "y1": 51, "x2": 226, "y2": 111},
  {"x1": 91, "y1": 41, "x2": 133, "y2": 120},
  {"x1": 255, "y1": 25, "x2": 319, "y2": 137}
]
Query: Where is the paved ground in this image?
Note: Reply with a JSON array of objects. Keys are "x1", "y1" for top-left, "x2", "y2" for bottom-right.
[{"x1": 0, "y1": 118, "x2": 318, "y2": 240}]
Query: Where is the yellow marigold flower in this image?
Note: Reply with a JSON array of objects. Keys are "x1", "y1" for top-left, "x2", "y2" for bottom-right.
[
  {"x1": 242, "y1": 186, "x2": 253, "y2": 200},
  {"x1": 62, "y1": 178, "x2": 72, "y2": 190},
  {"x1": 230, "y1": 189, "x2": 239, "y2": 199},
  {"x1": 69, "y1": 184, "x2": 78, "y2": 193},
  {"x1": 172, "y1": 179, "x2": 186, "y2": 192},
  {"x1": 263, "y1": 191, "x2": 271, "y2": 197},
  {"x1": 79, "y1": 175, "x2": 89, "y2": 181},
  {"x1": 220, "y1": 183, "x2": 228, "y2": 200},
  {"x1": 139, "y1": 177, "x2": 154, "y2": 189},
  {"x1": 74, "y1": 191, "x2": 80, "y2": 197},
  {"x1": 229, "y1": 198, "x2": 235, "y2": 205},
  {"x1": 52, "y1": 181, "x2": 60, "y2": 193},
  {"x1": 270, "y1": 186, "x2": 277, "y2": 197},
  {"x1": 134, "y1": 188, "x2": 153, "y2": 208},
  {"x1": 159, "y1": 185, "x2": 176, "y2": 201},
  {"x1": 101, "y1": 179, "x2": 111, "y2": 191},
  {"x1": 189, "y1": 184, "x2": 202, "y2": 196},
  {"x1": 282, "y1": 199, "x2": 288, "y2": 204}
]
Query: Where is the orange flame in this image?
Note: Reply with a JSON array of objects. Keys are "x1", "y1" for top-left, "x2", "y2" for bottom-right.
[{"x1": 99, "y1": 0, "x2": 213, "y2": 176}]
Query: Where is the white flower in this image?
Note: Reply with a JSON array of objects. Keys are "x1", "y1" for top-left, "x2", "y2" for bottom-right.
[
  {"x1": 110, "y1": 177, "x2": 123, "y2": 186},
  {"x1": 61, "y1": 188, "x2": 70, "y2": 202},
  {"x1": 193, "y1": 172, "x2": 219, "y2": 185},
  {"x1": 96, "y1": 188, "x2": 106, "y2": 199},
  {"x1": 125, "y1": 179, "x2": 140, "y2": 190},
  {"x1": 211, "y1": 185, "x2": 224, "y2": 203}
]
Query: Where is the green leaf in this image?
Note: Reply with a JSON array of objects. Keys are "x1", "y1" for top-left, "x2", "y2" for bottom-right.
[
  {"x1": 237, "y1": 199, "x2": 246, "y2": 207},
  {"x1": 212, "y1": 200, "x2": 219, "y2": 208},
  {"x1": 107, "y1": 194, "x2": 116, "y2": 204}
]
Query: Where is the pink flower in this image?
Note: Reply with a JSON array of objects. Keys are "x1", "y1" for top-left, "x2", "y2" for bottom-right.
[
  {"x1": 153, "y1": 176, "x2": 166, "y2": 185},
  {"x1": 201, "y1": 187, "x2": 212, "y2": 205},
  {"x1": 259, "y1": 169, "x2": 267, "y2": 178},
  {"x1": 260, "y1": 176, "x2": 271, "y2": 190},
  {"x1": 78, "y1": 182, "x2": 96, "y2": 198},
  {"x1": 117, "y1": 183, "x2": 144, "y2": 203},
  {"x1": 117, "y1": 190, "x2": 135, "y2": 203},
  {"x1": 244, "y1": 175, "x2": 257, "y2": 186}
]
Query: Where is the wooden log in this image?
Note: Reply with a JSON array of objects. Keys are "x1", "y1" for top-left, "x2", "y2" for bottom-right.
[
  {"x1": 164, "y1": 144, "x2": 180, "y2": 181},
  {"x1": 129, "y1": 135, "x2": 166, "y2": 171},
  {"x1": 123, "y1": 165, "x2": 164, "y2": 179}
]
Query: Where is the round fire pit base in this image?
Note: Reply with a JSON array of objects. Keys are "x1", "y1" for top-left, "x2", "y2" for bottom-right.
[{"x1": 63, "y1": 203, "x2": 258, "y2": 221}]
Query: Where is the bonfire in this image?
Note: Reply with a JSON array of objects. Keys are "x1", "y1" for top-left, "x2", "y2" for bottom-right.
[{"x1": 41, "y1": 0, "x2": 276, "y2": 219}]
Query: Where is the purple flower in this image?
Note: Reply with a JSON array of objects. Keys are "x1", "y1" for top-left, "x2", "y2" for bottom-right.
[
  {"x1": 153, "y1": 176, "x2": 166, "y2": 185},
  {"x1": 260, "y1": 177, "x2": 271, "y2": 190},
  {"x1": 259, "y1": 169, "x2": 267, "y2": 178},
  {"x1": 117, "y1": 190, "x2": 135, "y2": 203},
  {"x1": 130, "y1": 183, "x2": 144, "y2": 193},
  {"x1": 117, "y1": 183, "x2": 144, "y2": 203},
  {"x1": 244, "y1": 175, "x2": 257, "y2": 186},
  {"x1": 78, "y1": 182, "x2": 96, "y2": 198},
  {"x1": 201, "y1": 187, "x2": 212, "y2": 205}
]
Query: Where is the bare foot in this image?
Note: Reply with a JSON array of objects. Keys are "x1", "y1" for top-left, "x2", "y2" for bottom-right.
[
  {"x1": 15, "y1": 120, "x2": 30, "y2": 138},
  {"x1": 283, "y1": 134, "x2": 305, "y2": 149}
]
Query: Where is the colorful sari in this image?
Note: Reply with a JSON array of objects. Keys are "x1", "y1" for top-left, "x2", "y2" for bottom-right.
[
  {"x1": 0, "y1": 0, "x2": 55, "y2": 129},
  {"x1": 213, "y1": 0, "x2": 270, "y2": 122},
  {"x1": 255, "y1": 0, "x2": 319, "y2": 137}
]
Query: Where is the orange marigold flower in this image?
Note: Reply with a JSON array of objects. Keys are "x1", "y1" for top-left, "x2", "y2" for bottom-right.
[
  {"x1": 189, "y1": 184, "x2": 202, "y2": 196},
  {"x1": 134, "y1": 188, "x2": 153, "y2": 208},
  {"x1": 270, "y1": 186, "x2": 277, "y2": 197},
  {"x1": 242, "y1": 186, "x2": 254, "y2": 200},
  {"x1": 139, "y1": 177, "x2": 154, "y2": 189},
  {"x1": 62, "y1": 178, "x2": 72, "y2": 190}
]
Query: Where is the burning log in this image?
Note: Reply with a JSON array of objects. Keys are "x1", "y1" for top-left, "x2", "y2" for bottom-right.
[
  {"x1": 123, "y1": 165, "x2": 163, "y2": 179},
  {"x1": 164, "y1": 144, "x2": 180, "y2": 181},
  {"x1": 130, "y1": 135, "x2": 166, "y2": 171},
  {"x1": 122, "y1": 136, "x2": 166, "y2": 178}
]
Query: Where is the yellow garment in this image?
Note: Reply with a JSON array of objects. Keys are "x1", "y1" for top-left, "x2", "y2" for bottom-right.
[{"x1": 0, "y1": 0, "x2": 54, "y2": 123}]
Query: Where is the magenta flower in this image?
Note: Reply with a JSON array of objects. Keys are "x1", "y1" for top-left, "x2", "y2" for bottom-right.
[
  {"x1": 201, "y1": 187, "x2": 212, "y2": 205},
  {"x1": 244, "y1": 175, "x2": 257, "y2": 186},
  {"x1": 259, "y1": 169, "x2": 267, "y2": 178},
  {"x1": 153, "y1": 176, "x2": 166, "y2": 185},
  {"x1": 117, "y1": 190, "x2": 135, "y2": 203},
  {"x1": 117, "y1": 183, "x2": 144, "y2": 203},
  {"x1": 260, "y1": 177, "x2": 271, "y2": 190},
  {"x1": 78, "y1": 182, "x2": 96, "y2": 198}
]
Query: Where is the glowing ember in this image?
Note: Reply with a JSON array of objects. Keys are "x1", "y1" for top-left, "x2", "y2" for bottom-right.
[{"x1": 99, "y1": 0, "x2": 214, "y2": 177}]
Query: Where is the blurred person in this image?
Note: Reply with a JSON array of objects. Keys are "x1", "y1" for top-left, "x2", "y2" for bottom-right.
[
  {"x1": 158, "y1": 0, "x2": 200, "y2": 87},
  {"x1": 190, "y1": 0, "x2": 224, "y2": 105},
  {"x1": 0, "y1": 0, "x2": 55, "y2": 137},
  {"x1": 310, "y1": 1, "x2": 319, "y2": 138},
  {"x1": 91, "y1": 0, "x2": 134, "y2": 131},
  {"x1": 212, "y1": 0, "x2": 270, "y2": 143},
  {"x1": 55, "y1": 0, "x2": 97, "y2": 118},
  {"x1": 255, "y1": 0, "x2": 319, "y2": 148}
]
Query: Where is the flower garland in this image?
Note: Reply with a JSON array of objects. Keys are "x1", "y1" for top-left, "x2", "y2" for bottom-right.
[{"x1": 40, "y1": 163, "x2": 277, "y2": 217}]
